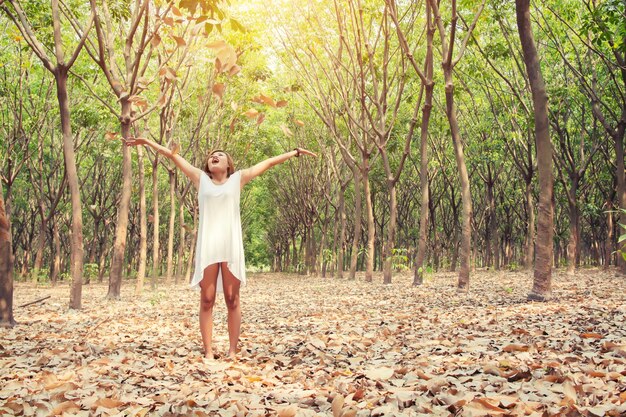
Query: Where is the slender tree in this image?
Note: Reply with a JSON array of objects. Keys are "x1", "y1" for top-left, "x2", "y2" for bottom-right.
[
  {"x1": 515, "y1": 0, "x2": 554, "y2": 300},
  {"x1": 428, "y1": 0, "x2": 485, "y2": 290},
  {"x1": 1, "y1": 0, "x2": 93, "y2": 308}
]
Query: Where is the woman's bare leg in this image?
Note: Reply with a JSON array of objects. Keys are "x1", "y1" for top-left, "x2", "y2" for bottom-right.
[
  {"x1": 199, "y1": 264, "x2": 219, "y2": 359},
  {"x1": 221, "y1": 262, "x2": 241, "y2": 358}
]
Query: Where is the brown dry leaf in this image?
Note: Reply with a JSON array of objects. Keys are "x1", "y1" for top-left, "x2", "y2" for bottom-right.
[
  {"x1": 259, "y1": 94, "x2": 277, "y2": 107},
  {"x1": 580, "y1": 332, "x2": 603, "y2": 339},
  {"x1": 150, "y1": 32, "x2": 161, "y2": 47},
  {"x1": 50, "y1": 400, "x2": 81, "y2": 414},
  {"x1": 104, "y1": 131, "x2": 118, "y2": 141},
  {"x1": 331, "y1": 394, "x2": 344, "y2": 417},
  {"x1": 243, "y1": 109, "x2": 259, "y2": 118},
  {"x1": 171, "y1": 5, "x2": 183, "y2": 17},
  {"x1": 276, "y1": 100, "x2": 288, "y2": 107},
  {"x1": 294, "y1": 119, "x2": 305, "y2": 126},
  {"x1": 172, "y1": 35, "x2": 186, "y2": 47},
  {"x1": 256, "y1": 113, "x2": 265, "y2": 125},
  {"x1": 502, "y1": 344, "x2": 529, "y2": 352},
  {"x1": 3, "y1": 269, "x2": 626, "y2": 416},
  {"x1": 364, "y1": 367, "x2": 394, "y2": 381},
  {"x1": 157, "y1": 94, "x2": 167, "y2": 109},
  {"x1": 231, "y1": 101, "x2": 238, "y2": 111},
  {"x1": 560, "y1": 380, "x2": 577, "y2": 406},
  {"x1": 276, "y1": 404, "x2": 299, "y2": 417},
  {"x1": 212, "y1": 83, "x2": 225, "y2": 100},
  {"x1": 462, "y1": 397, "x2": 508, "y2": 415},
  {"x1": 170, "y1": 143, "x2": 180, "y2": 156},
  {"x1": 280, "y1": 124, "x2": 293, "y2": 137}
]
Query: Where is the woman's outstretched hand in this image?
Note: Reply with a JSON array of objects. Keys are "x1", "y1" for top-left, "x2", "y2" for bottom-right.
[
  {"x1": 295, "y1": 148, "x2": 317, "y2": 158},
  {"x1": 124, "y1": 137, "x2": 149, "y2": 147}
]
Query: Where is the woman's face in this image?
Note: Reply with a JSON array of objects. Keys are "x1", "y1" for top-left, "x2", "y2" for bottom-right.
[{"x1": 208, "y1": 151, "x2": 229, "y2": 173}]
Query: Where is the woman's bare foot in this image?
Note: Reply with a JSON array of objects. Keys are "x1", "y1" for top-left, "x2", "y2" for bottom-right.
[{"x1": 204, "y1": 349, "x2": 214, "y2": 360}]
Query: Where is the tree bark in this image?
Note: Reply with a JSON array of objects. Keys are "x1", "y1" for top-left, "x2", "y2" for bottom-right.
[
  {"x1": 151, "y1": 156, "x2": 160, "y2": 288},
  {"x1": 0, "y1": 180, "x2": 15, "y2": 327},
  {"x1": 524, "y1": 178, "x2": 535, "y2": 269},
  {"x1": 349, "y1": 168, "x2": 362, "y2": 280},
  {"x1": 516, "y1": 0, "x2": 554, "y2": 301},
  {"x1": 55, "y1": 70, "x2": 85, "y2": 309},
  {"x1": 363, "y1": 160, "x2": 375, "y2": 283},
  {"x1": 166, "y1": 170, "x2": 176, "y2": 285},
  {"x1": 107, "y1": 103, "x2": 133, "y2": 300},
  {"x1": 135, "y1": 146, "x2": 148, "y2": 295}
]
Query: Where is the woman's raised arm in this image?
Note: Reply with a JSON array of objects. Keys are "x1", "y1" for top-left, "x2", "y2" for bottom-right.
[
  {"x1": 125, "y1": 137, "x2": 202, "y2": 189},
  {"x1": 240, "y1": 148, "x2": 317, "y2": 188}
]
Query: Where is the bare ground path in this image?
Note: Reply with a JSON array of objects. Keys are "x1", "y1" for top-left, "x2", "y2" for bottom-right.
[{"x1": 1, "y1": 269, "x2": 625, "y2": 416}]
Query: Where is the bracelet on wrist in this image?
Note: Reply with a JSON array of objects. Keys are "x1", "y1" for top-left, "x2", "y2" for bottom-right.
[{"x1": 293, "y1": 148, "x2": 300, "y2": 158}]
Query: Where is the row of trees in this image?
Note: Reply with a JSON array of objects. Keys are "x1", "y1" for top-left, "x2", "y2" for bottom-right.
[{"x1": 1, "y1": 0, "x2": 625, "y2": 326}]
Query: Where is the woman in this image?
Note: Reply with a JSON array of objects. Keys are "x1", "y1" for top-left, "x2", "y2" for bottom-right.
[{"x1": 124, "y1": 137, "x2": 316, "y2": 359}]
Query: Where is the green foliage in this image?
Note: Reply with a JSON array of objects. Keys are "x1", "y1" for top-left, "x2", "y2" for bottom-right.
[
  {"x1": 30, "y1": 268, "x2": 50, "y2": 283},
  {"x1": 390, "y1": 248, "x2": 410, "y2": 272},
  {"x1": 84, "y1": 263, "x2": 99, "y2": 281},
  {"x1": 582, "y1": 0, "x2": 626, "y2": 53}
]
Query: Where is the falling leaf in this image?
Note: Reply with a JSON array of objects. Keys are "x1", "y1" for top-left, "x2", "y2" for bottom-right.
[
  {"x1": 171, "y1": 5, "x2": 183, "y2": 17},
  {"x1": 256, "y1": 113, "x2": 265, "y2": 125},
  {"x1": 230, "y1": 101, "x2": 238, "y2": 111},
  {"x1": 212, "y1": 83, "x2": 225, "y2": 100},
  {"x1": 170, "y1": 143, "x2": 180, "y2": 156},
  {"x1": 207, "y1": 40, "x2": 227, "y2": 50},
  {"x1": 172, "y1": 36, "x2": 186, "y2": 47},
  {"x1": 105, "y1": 131, "x2": 118, "y2": 140},
  {"x1": 157, "y1": 94, "x2": 167, "y2": 108},
  {"x1": 243, "y1": 109, "x2": 259, "y2": 118},
  {"x1": 294, "y1": 119, "x2": 305, "y2": 126},
  {"x1": 259, "y1": 94, "x2": 276, "y2": 107},
  {"x1": 276, "y1": 100, "x2": 288, "y2": 107},
  {"x1": 151, "y1": 33, "x2": 161, "y2": 47},
  {"x1": 280, "y1": 124, "x2": 293, "y2": 137}
]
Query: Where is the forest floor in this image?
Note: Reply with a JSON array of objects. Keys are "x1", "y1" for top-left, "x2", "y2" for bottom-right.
[{"x1": 1, "y1": 269, "x2": 625, "y2": 417}]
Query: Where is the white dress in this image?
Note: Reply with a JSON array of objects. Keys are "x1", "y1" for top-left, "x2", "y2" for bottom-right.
[{"x1": 190, "y1": 171, "x2": 246, "y2": 292}]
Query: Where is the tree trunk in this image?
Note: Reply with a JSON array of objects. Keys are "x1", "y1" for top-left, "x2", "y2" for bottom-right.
[
  {"x1": 107, "y1": 102, "x2": 133, "y2": 300},
  {"x1": 566, "y1": 178, "x2": 580, "y2": 274},
  {"x1": 336, "y1": 185, "x2": 346, "y2": 279},
  {"x1": 362, "y1": 157, "x2": 375, "y2": 282},
  {"x1": 0, "y1": 180, "x2": 15, "y2": 327},
  {"x1": 177, "y1": 202, "x2": 186, "y2": 281},
  {"x1": 151, "y1": 156, "x2": 160, "y2": 289},
  {"x1": 605, "y1": 198, "x2": 614, "y2": 269},
  {"x1": 524, "y1": 179, "x2": 535, "y2": 269},
  {"x1": 50, "y1": 220, "x2": 61, "y2": 285},
  {"x1": 382, "y1": 176, "x2": 397, "y2": 284},
  {"x1": 55, "y1": 70, "x2": 84, "y2": 309},
  {"x1": 516, "y1": 0, "x2": 554, "y2": 301},
  {"x1": 135, "y1": 146, "x2": 148, "y2": 295},
  {"x1": 413, "y1": 79, "x2": 433, "y2": 285},
  {"x1": 349, "y1": 168, "x2": 362, "y2": 280},
  {"x1": 186, "y1": 209, "x2": 197, "y2": 284},
  {"x1": 166, "y1": 170, "x2": 176, "y2": 285},
  {"x1": 615, "y1": 126, "x2": 626, "y2": 273},
  {"x1": 441, "y1": 67, "x2": 472, "y2": 291}
]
